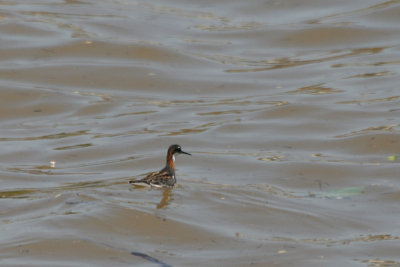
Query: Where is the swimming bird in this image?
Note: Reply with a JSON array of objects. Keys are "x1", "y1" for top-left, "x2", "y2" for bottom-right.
[{"x1": 129, "y1": 144, "x2": 191, "y2": 188}]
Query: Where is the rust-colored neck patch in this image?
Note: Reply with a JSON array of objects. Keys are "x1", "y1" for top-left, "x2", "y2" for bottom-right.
[{"x1": 167, "y1": 151, "x2": 176, "y2": 170}]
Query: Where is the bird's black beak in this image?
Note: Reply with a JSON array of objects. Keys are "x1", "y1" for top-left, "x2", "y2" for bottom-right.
[{"x1": 180, "y1": 150, "x2": 191, "y2": 156}]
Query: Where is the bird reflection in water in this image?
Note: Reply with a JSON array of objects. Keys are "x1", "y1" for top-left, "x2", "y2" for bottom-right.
[{"x1": 156, "y1": 188, "x2": 173, "y2": 209}]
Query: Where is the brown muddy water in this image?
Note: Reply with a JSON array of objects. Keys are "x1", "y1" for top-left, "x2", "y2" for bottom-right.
[{"x1": 1, "y1": 0, "x2": 400, "y2": 266}]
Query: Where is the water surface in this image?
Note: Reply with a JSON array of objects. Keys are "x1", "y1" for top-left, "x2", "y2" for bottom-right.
[{"x1": 1, "y1": 0, "x2": 400, "y2": 266}]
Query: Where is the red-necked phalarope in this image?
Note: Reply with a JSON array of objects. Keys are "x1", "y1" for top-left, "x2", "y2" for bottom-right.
[{"x1": 129, "y1": 144, "x2": 191, "y2": 188}]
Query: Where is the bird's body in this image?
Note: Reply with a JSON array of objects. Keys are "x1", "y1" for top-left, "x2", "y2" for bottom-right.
[{"x1": 129, "y1": 144, "x2": 191, "y2": 188}]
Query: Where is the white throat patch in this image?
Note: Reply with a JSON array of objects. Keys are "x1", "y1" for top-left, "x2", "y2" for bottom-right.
[{"x1": 172, "y1": 155, "x2": 175, "y2": 162}]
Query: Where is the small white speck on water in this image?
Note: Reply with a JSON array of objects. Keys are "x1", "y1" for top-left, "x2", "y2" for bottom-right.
[{"x1": 50, "y1": 161, "x2": 56, "y2": 168}]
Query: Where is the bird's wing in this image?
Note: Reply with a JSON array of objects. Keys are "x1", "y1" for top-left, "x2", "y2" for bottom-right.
[{"x1": 130, "y1": 170, "x2": 173, "y2": 187}]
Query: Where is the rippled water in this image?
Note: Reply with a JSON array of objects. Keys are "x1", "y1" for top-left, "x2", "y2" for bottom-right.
[{"x1": 1, "y1": 0, "x2": 400, "y2": 266}]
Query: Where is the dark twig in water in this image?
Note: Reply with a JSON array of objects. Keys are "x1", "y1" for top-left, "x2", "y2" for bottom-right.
[
  {"x1": 131, "y1": 251, "x2": 173, "y2": 267},
  {"x1": 95, "y1": 240, "x2": 173, "y2": 267}
]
